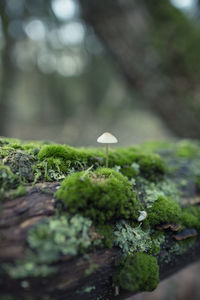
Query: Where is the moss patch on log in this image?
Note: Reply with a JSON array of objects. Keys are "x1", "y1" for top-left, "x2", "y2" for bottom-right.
[
  {"x1": 56, "y1": 168, "x2": 138, "y2": 224},
  {"x1": 1, "y1": 137, "x2": 200, "y2": 296},
  {"x1": 181, "y1": 206, "x2": 200, "y2": 231},
  {"x1": 147, "y1": 196, "x2": 181, "y2": 226},
  {"x1": 114, "y1": 253, "x2": 159, "y2": 292}
]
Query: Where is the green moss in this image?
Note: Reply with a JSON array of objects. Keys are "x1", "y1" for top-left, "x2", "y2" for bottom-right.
[
  {"x1": 37, "y1": 144, "x2": 106, "y2": 178},
  {"x1": 176, "y1": 141, "x2": 200, "y2": 158},
  {"x1": 56, "y1": 168, "x2": 138, "y2": 224},
  {"x1": 84, "y1": 263, "x2": 99, "y2": 276},
  {"x1": 138, "y1": 177, "x2": 181, "y2": 211},
  {"x1": 108, "y1": 147, "x2": 139, "y2": 167},
  {"x1": 33, "y1": 158, "x2": 67, "y2": 183},
  {"x1": 8, "y1": 185, "x2": 27, "y2": 200},
  {"x1": 97, "y1": 224, "x2": 114, "y2": 248},
  {"x1": 181, "y1": 206, "x2": 200, "y2": 231},
  {"x1": 137, "y1": 153, "x2": 166, "y2": 181},
  {"x1": 38, "y1": 144, "x2": 166, "y2": 181},
  {"x1": 141, "y1": 140, "x2": 175, "y2": 152},
  {"x1": 148, "y1": 196, "x2": 181, "y2": 226},
  {"x1": 114, "y1": 253, "x2": 159, "y2": 292},
  {"x1": 109, "y1": 148, "x2": 166, "y2": 181},
  {"x1": 0, "y1": 164, "x2": 19, "y2": 192},
  {"x1": 0, "y1": 146, "x2": 13, "y2": 159},
  {"x1": 3, "y1": 151, "x2": 36, "y2": 182},
  {"x1": 150, "y1": 231, "x2": 165, "y2": 255},
  {"x1": 120, "y1": 163, "x2": 140, "y2": 179},
  {"x1": 38, "y1": 144, "x2": 78, "y2": 161}
]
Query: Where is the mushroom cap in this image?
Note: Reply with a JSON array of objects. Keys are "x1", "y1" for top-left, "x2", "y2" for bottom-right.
[
  {"x1": 137, "y1": 210, "x2": 147, "y2": 222},
  {"x1": 97, "y1": 132, "x2": 118, "y2": 144}
]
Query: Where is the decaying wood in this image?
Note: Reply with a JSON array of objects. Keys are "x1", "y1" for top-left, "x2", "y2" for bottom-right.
[{"x1": 0, "y1": 181, "x2": 200, "y2": 300}]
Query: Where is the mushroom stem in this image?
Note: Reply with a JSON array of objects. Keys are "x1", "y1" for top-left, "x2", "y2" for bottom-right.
[{"x1": 105, "y1": 143, "x2": 109, "y2": 168}]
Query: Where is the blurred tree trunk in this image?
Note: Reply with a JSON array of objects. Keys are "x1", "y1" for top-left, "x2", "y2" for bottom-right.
[
  {"x1": 80, "y1": 0, "x2": 200, "y2": 139},
  {"x1": 0, "y1": 2, "x2": 14, "y2": 137}
]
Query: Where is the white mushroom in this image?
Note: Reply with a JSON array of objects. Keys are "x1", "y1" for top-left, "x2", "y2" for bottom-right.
[
  {"x1": 97, "y1": 132, "x2": 118, "y2": 168},
  {"x1": 138, "y1": 210, "x2": 147, "y2": 222}
]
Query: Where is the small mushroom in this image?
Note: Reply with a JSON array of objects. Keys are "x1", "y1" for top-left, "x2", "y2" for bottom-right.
[
  {"x1": 138, "y1": 210, "x2": 147, "y2": 222},
  {"x1": 115, "y1": 286, "x2": 119, "y2": 296},
  {"x1": 156, "y1": 223, "x2": 180, "y2": 232},
  {"x1": 173, "y1": 228, "x2": 198, "y2": 240},
  {"x1": 97, "y1": 132, "x2": 118, "y2": 168}
]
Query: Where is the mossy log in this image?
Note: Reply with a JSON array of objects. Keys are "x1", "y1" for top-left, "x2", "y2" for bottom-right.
[
  {"x1": 1, "y1": 138, "x2": 200, "y2": 299},
  {"x1": 80, "y1": 0, "x2": 200, "y2": 138},
  {"x1": 0, "y1": 182, "x2": 200, "y2": 300}
]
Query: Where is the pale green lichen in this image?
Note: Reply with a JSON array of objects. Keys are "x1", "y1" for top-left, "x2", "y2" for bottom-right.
[
  {"x1": 114, "y1": 221, "x2": 152, "y2": 254},
  {"x1": 161, "y1": 238, "x2": 196, "y2": 264},
  {"x1": 76, "y1": 285, "x2": 96, "y2": 294},
  {"x1": 136, "y1": 177, "x2": 180, "y2": 209},
  {"x1": 4, "y1": 215, "x2": 100, "y2": 279}
]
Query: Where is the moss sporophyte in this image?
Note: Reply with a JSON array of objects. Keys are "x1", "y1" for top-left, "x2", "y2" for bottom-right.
[{"x1": 1, "y1": 137, "x2": 200, "y2": 294}]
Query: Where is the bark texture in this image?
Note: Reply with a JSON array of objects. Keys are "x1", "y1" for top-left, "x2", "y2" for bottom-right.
[{"x1": 0, "y1": 181, "x2": 200, "y2": 300}]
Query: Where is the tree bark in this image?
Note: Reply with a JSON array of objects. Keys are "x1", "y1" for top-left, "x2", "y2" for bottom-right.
[
  {"x1": 0, "y1": 181, "x2": 200, "y2": 300},
  {"x1": 79, "y1": 0, "x2": 200, "y2": 139}
]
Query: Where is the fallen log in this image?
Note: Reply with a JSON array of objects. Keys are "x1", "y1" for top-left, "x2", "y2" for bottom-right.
[{"x1": 1, "y1": 138, "x2": 200, "y2": 300}]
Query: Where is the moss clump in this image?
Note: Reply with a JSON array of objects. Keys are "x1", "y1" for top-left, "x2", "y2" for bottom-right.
[
  {"x1": 109, "y1": 148, "x2": 166, "y2": 181},
  {"x1": 38, "y1": 145, "x2": 105, "y2": 172},
  {"x1": 56, "y1": 168, "x2": 137, "y2": 224},
  {"x1": 150, "y1": 231, "x2": 165, "y2": 255},
  {"x1": 0, "y1": 164, "x2": 18, "y2": 192},
  {"x1": 97, "y1": 224, "x2": 114, "y2": 248},
  {"x1": 181, "y1": 206, "x2": 200, "y2": 232},
  {"x1": 38, "y1": 144, "x2": 78, "y2": 161},
  {"x1": 176, "y1": 141, "x2": 200, "y2": 158},
  {"x1": 3, "y1": 151, "x2": 36, "y2": 182},
  {"x1": 38, "y1": 145, "x2": 81, "y2": 175},
  {"x1": 120, "y1": 163, "x2": 140, "y2": 179},
  {"x1": 114, "y1": 253, "x2": 159, "y2": 292},
  {"x1": 38, "y1": 144, "x2": 166, "y2": 181},
  {"x1": 137, "y1": 153, "x2": 166, "y2": 181},
  {"x1": 148, "y1": 196, "x2": 181, "y2": 226}
]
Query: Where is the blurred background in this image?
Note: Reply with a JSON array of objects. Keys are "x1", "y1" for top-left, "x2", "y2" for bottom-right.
[
  {"x1": 2, "y1": 0, "x2": 200, "y2": 147},
  {"x1": 1, "y1": 0, "x2": 200, "y2": 298}
]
